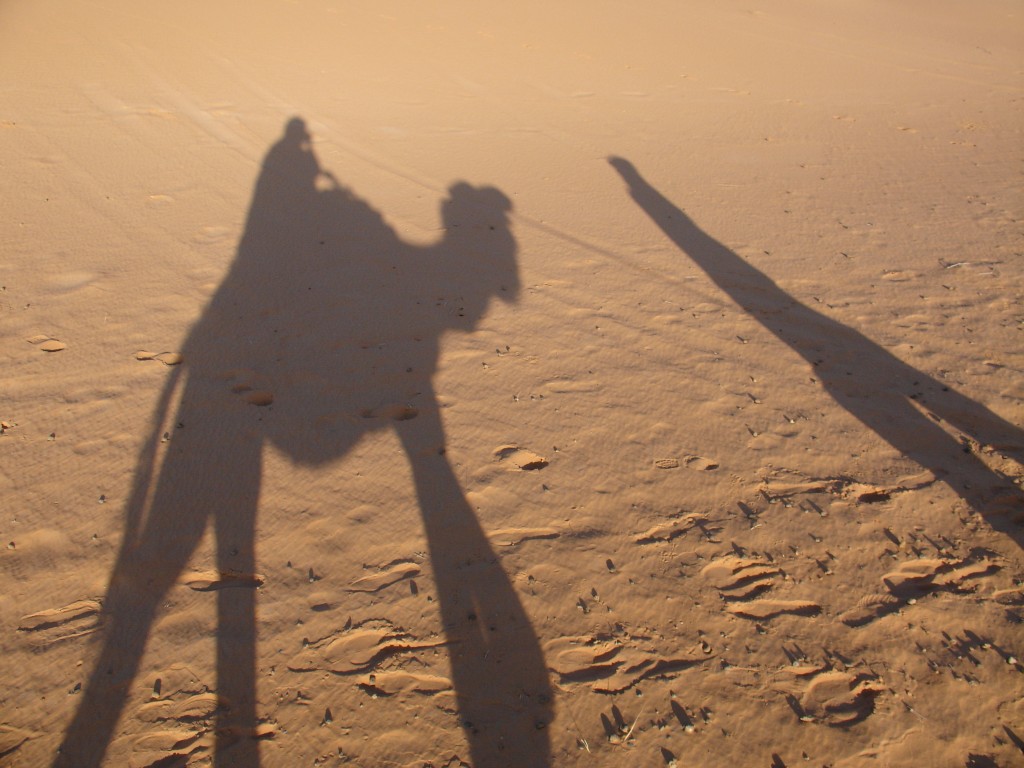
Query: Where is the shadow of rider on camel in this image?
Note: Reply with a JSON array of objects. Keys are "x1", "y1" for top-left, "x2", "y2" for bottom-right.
[{"x1": 55, "y1": 117, "x2": 552, "y2": 768}]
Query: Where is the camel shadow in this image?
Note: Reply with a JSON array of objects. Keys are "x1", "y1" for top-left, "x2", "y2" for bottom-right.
[
  {"x1": 54, "y1": 118, "x2": 552, "y2": 767},
  {"x1": 609, "y1": 156, "x2": 1023, "y2": 550}
]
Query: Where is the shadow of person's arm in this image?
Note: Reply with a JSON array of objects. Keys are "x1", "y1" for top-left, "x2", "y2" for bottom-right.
[
  {"x1": 609, "y1": 155, "x2": 745, "y2": 273},
  {"x1": 608, "y1": 156, "x2": 681, "y2": 230},
  {"x1": 608, "y1": 156, "x2": 797, "y2": 316}
]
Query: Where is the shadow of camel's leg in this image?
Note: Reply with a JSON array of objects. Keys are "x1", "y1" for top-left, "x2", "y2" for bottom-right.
[
  {"x1": 396, "y1": 400, "x2": 552, "y2": 767},
  {"x1": 54, "y1": 395, "x2": 263, "y2": 768},
  {"x1": 213, "y1": 471, "x2": 261, "y2": 767},
  {"x1": 53, "y1": 558, "x2": 190, "y2": 767},
  {"x1": 53, "y1": 442, "x2": 212, "y2": 766}
]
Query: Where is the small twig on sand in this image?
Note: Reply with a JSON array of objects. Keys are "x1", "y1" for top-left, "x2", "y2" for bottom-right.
[{"x1": 618, "y1": 701, "x2": 649, "y2": 744}]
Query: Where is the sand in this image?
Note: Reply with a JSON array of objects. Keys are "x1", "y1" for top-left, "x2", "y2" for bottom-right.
[{"x1": 2, "y1": 1, "x2": 1023, "y2": 766}]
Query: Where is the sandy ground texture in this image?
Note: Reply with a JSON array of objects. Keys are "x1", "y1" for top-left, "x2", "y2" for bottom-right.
[{"x1": 3, "y1": 1, "x2": 1023, "y2": 766}]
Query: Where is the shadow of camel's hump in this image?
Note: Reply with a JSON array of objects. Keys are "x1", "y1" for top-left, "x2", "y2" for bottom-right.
[{"x1": 184, "y1": 175, "x2": 518, "y2": 465}]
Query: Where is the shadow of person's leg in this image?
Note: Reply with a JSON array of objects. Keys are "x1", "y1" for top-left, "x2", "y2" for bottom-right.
[
  {"x1": 396, "y1": 398, "x2": 552, "y2": 767},
  {"x1": 910, "y1": 371, "x2": 1024, "y2": 462},
  {"x1": 805, "y1": 342, "x2": 1022, "y2": 537}
]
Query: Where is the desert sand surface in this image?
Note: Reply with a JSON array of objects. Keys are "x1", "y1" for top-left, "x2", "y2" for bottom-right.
[{"x1": 2, "y1": 1, "x2": 1023, "y2": 766}]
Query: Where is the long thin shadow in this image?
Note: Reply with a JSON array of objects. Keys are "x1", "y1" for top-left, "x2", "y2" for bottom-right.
[
  {"x1": 609, "y1": 156, "x2": 1023, "y2": 549},
  {"x1": 54, "y1": 118, "x2": 552, "y2": 767}
]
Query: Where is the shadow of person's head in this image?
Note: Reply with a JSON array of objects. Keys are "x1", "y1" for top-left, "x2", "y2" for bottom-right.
[{"x1": 284, "y1": 116, "x2": 310, "y2": 142}]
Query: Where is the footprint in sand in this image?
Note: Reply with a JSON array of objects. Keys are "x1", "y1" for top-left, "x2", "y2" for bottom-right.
[
  {"x1": 493, "y1": 445, "x2": 548, "y2": 470},
  {"x1": 702, "y1": 555, "x2": 821, "y2": 619},
  {"x1": 130, "y1": 664, "x2": 225, "y2": 751},
  {"x1": 487, "y1": 527, "x2": 560, "y2": 546},
  {"x1": 137, "y1": 693, "x2": 222, "y2": 723},
  {"x1": 346, "y1": 561, "x2": 421, "y2": 593},
  {"x1": 45, "y1": 271, "x2": 98, "y2": 293},
  {"x1": 881, "y1": 555, "x2": 999, "y2": 598},
  {"x1": 634, "y1": 512, "x2": 713, "y2": 545},
  {"x1": 683, "y1": 454, "x2": 720, "y2": 471},
  {"x1": 26, "y1": 334, "x2": 66, "y2": 352},
  {"x1": 840, "y1": 553, "x2": 1000, "y2": 626},
  {"x1": 545, "y1": 635, "x2": 622, "y2": 681},
  {"x1": 881, "y1": 269, "x2": 919, "y2": 282},
  {"x1": 793, "y1": 670, "x2": 885, "y2": 726},
  {"x1": 287, "y1": 619, "x2": 446, "y2": 676},
  {"x1": 759, "y1": 468, "x2": 912, "y2": 505},
  {"x1": 135, "y1": 350, "x2": 183, "y2": 366},
  {"x1": 357, "y1": 670, "x2": 453, "y2": 696},
  {"x1": 241, "y1": 390, "x2": 274, "y2": 406},
  {"x1": 17, "y1": 598, "x2": 102, "y2": 645},
  {"x1": 220, "y1": 370, "x2": 275, "y2": 406},
  {"x1": 0, "y1": 725, "x2": 36, "y2": 759},
  {"x1": 726, "y1": 599, "x2": 821, "y2": 620},
  {"x1": 180, "y1": 570, "x2": 265, "y2": 591},
  {"x1": 545, "y1": 635, "x2": 708, "y2": 693},
  {"x1": 653, "y1": 455, "x2": 719, "y2": 470},
  {"x1": 192, "y1": 225, "x2": 233, "y2": 245},
  {"x1": 129, "y1": 729, "x2": 214, "y2": 767},
  {"x1": 993, "y1": 587, "x2": 1024, "y2": 606},
  {"x1": 360, "y1": 404, "x2": 418, "y2": 421},
  {"x1": 701, "y1": 555, "x2": 780, "y2": 601},
  {"x1": 837, "y1": 594, "x2": 902, "y2": 628}
]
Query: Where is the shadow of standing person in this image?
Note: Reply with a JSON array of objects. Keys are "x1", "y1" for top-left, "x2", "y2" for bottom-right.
[
  {"x1": 54, "y1": 118, "x2": 552, "y2": 767},
  {"x1": 609, "y1": 156, "x2": 1023, "y2": 549}
]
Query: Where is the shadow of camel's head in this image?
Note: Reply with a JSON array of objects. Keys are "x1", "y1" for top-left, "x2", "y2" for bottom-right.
[{"x1": 437, "y1": 181, "x2": 520, "y2": 329}]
